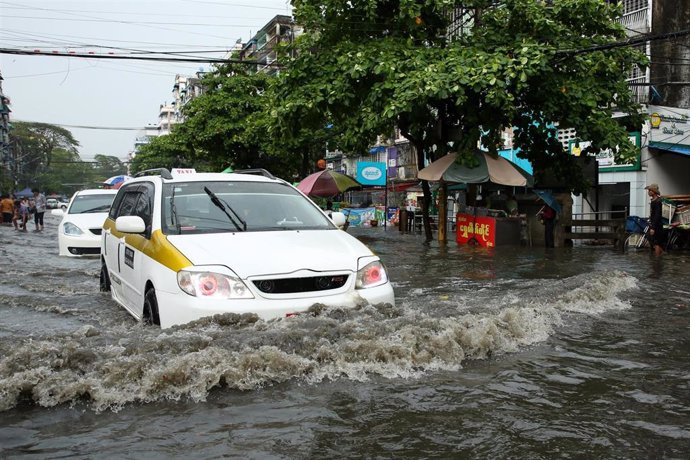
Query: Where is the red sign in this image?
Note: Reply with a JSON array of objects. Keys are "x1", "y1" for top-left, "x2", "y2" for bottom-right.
[{"x1": 456, "y1": 213, "x2": 496, "y2": 247}]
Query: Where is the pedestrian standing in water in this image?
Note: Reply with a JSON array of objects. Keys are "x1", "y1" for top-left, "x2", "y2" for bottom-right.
[
  {"x1": 538, "y1": 203, "x2": 557, "y2": 248},
  {"x1": 32, "y1": 189, "x2": 47, "y2": 232},
  {"x1": 12, "y1": 199, "x2": 21, "y2": 230},
  {"x1": 645, "y1": 183, "x2": 666, "y2": 256},
  {"x1": 1, "y1": 194, "x2": 14, "y2": 225},
  {"x1": 16, "y1": 198, "x2": 30, "y2": 231}
]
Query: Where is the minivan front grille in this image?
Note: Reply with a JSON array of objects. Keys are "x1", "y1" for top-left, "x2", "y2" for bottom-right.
[{"x1": 252, "y1": 275, "x2": 349, "y2": 294}]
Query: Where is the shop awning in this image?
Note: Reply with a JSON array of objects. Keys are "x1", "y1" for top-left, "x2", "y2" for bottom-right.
[
  {"x1": 650, "y1": 142, "x2": 690, "y2": 157},
  {"x1": 387, "y1": 181, "x2": 419, "y2": 192},
  {"x1": 368, "y1": 145, "x2": 386, "y2": 154}
]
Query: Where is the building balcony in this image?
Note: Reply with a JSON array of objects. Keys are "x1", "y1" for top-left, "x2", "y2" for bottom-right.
[{"x1": 620, "y1": 7, "x2": 650, "y2": 35}]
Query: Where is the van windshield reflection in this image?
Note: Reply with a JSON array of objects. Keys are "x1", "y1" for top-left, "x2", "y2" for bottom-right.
[{"x1": 162, "y1": 181, "x2": 334, "y2": 234}]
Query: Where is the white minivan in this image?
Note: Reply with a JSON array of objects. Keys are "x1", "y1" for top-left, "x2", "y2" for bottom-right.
[{"x1": 100, "y1": 169, "x2": 395, "y2": 328}]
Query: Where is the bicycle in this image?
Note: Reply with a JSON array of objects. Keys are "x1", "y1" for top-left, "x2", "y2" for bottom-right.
[
  {"x1": 624, "y1": 225, "x2": 650, "y2": 250},
  {"x1": 624, "y1": 222, "x2": 683, "y2": 251}
]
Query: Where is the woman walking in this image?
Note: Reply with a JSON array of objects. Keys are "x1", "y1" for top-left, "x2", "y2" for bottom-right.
[{"x1": 32, "y1": 189, "x2": 46, "y2": 232}]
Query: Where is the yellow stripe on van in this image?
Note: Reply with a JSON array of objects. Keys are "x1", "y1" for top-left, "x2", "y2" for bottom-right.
[{"x1": 104, "y1": 219, "x2": 192, "y2": 272}]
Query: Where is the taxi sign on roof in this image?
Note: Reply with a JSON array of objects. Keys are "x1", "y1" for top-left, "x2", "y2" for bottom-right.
[{"x1": 171, "y1": 168, "x2": 197, "y2": 176}]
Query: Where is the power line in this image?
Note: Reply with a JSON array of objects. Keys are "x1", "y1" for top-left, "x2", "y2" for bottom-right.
[
  {"x1": 0, "y1": 0, "x2": 290, "y2": 14},
  {"x1": 0, "y1": 0, "x2": 262, "y2": 41},
  {"x1": 13, "y1": 120, "x2": 147, "y2": 131},
  {"x1": 1, "y1": 14, "x2": 264, "y2": 28},
  {"x1": 0, "y1": 28, "x2": 233, "y2": 48},
  {"x1": 0, "y1": 47, "x2": 281, "y2": 66},
  {"x1": 0, "y1": 3, "x2": 286, "y2": 19},
  {"x1": 559, "y1": 28, "x2": 690, "y2": 56}
]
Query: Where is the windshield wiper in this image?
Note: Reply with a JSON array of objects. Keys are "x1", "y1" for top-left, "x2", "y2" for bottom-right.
[
  {"x1": 203, "y1": 186, "x2": 246, "y2": 231},
  {"x1": 81, "y1": 205, "x2": 111, "y2": 213}
]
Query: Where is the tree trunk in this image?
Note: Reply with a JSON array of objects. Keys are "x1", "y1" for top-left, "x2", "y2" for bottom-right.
[
  {"x1": 412, "y1": 139, "x2": 433, "y2": 241},
  {"x1": 438, "y1": 181, "x2": 447, "y2": 242}
]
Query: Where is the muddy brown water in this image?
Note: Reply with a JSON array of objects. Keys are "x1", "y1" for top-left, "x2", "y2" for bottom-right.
[{"x1": 1, "y1": 214, "x2": 688, "y2": 458}]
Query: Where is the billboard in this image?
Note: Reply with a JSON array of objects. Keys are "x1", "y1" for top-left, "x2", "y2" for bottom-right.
[
  {"x1": 648, "y1": 105, "x2": 690, "y2": 155},
  {"x1": 357, "y1": 162, "x2": 387, "y2": 186}
]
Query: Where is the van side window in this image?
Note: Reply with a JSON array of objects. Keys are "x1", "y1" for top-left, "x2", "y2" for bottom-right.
[
  {"x1": 118, "y1": 192, "x2": 139, "y2": 217},
  {"x1": 133, "y1": 184, "x2": 154, "y2": 235},
  {"x1": 109, "y1": 189, "x2": 126, "y2": 220}
]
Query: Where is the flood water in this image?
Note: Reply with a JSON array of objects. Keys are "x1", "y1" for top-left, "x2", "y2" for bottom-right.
[{"x1": 1, "y1": 214, "x2": 689, "y2": 459}]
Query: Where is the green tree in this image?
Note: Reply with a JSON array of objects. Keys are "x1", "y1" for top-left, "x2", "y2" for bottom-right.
[
  {"x1": 179, "y1": 63, "x2": 273, "y2": 172},
  {"x1": 272, "y1": 0, "x2": 646, "y2": 240},
  {"x1": 10, "y1": 121, "x2": 81, "y2": 192},
  {"x1": 132, "y1": 64, "x2": 301, "y2": 177},
  {"x1": 129, "y1": 129, "x2": 197, "y2": 173},
  {"x1": 92, "y1": 154, "x2": 127, "y2": 181},
  {"x1": 40, "y1": 148, "x2": 97, "y2": 196},
  {"x1": 12, "y1": 121, "x2": 79, "y2": 168}
]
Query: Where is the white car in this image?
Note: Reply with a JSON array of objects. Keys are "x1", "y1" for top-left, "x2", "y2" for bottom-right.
[
  {"x1": 54, "y1": 189, "x2": 118, "y2": 257},
  {"x1": 100, "y1": 168, "x2": 395, "y2": 328}
]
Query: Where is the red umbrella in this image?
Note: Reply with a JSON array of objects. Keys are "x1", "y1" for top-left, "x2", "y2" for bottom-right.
[{"x1": 296, "y1": 170, "x2": 362, "y2": 197}]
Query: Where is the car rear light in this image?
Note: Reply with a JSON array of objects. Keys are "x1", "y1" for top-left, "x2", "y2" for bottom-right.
[{"x1": 355, "y1": 260, "x2": 388, "y2": 289}]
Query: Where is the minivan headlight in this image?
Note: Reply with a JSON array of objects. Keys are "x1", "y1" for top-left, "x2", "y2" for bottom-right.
[
  {"x1": 177, "y1": 269, "x2": 254, "y2": 299},
  {"x1": 355, "y1": 260, "x2": 388, "y2": 289}
]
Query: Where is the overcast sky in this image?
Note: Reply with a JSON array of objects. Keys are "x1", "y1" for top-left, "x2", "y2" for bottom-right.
[{"x1": 0, "y1": 0, "x2": 292, "y2": 161}]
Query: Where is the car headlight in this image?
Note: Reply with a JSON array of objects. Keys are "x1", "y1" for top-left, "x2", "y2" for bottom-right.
[
  {"x1": 177, "y1": 269, "x2": 254, "y2": 299},
  {"x1": 63, "y1": 222, "x2": 83, "y2": 236},
  {"x1": 355, "y1": 260, "x2": 388, "y2": 289}
]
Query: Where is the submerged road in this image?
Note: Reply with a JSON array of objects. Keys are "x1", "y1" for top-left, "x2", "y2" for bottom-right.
[{"x1": 1, "y1": 213, "x2": 689, "y2": 458}]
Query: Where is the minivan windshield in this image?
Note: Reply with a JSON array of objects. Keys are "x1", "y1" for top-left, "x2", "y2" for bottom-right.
[
  {"x1": 162, "y1": 181, "x2": 334, "y2": 234},
  {"x1": 69, "y1": 193, "x2": 116, "y2": 214}
]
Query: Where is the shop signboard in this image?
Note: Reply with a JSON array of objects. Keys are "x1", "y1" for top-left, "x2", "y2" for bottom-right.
[
  {"x1": 568, "y1": 132, "x2": 641, "y2": 171},
  {"x1": 357, "y1": 162, "x2": 387, "y2": 186},
  {"x1": 648, "y1": 105, "x2": 690, "y2": 156},
  {"x1": 456, "y1": 213, "x2": 496, "y2": 247},
  {"x1": 387, "y1": 207, "x2": 398, "y2": 221}
]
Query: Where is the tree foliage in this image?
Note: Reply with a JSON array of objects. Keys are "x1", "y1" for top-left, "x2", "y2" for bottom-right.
[
  {"x1": 11, "y1": 121, "x2": 80, "y2": 169},
  {"x1": 5, "y1": 121, "x2": 99, "y2": 195},
  {"x1": 92, "y1": 154, "x2": 127, "y2": 180},
  {"x1": 271, "y1": 0, "x2": 647, "y2": 237},
  {"x1": 130, "y1": 63, "x2": 337, "y2": 180},
  {"x1": 130, "y1": 131, "x2": 195, "y2": 173},
  {"x1": 38, "y1": 148, "x2": 97, "y2": 195}
]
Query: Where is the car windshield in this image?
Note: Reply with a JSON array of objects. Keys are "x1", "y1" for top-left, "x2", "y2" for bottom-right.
[
  {"x1": 162, "y1": 181, "x2": 334, "y2": 234},
  {"x1": 69, "y1": 194, "x2": 116, "y2": 214}
]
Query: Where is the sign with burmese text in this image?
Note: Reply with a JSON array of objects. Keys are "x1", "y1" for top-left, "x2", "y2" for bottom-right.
[
  {"x1": 456, "y1": 214, "x2": 496, "y2": 247},
  {"x1": 356, "y1": 162, "x2": 387, "y2": 186},
  {"x1": 649, "y1": 105, "x2": 690, "y2": 146}
]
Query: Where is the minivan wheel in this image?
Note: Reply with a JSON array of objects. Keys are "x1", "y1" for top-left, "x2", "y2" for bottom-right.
[
  {"x1": 100, "y1": 260, "x2": 111, "y2": 292},
  {"x1": 143, "y1": 287, "x2": 161, "y2": 326}
]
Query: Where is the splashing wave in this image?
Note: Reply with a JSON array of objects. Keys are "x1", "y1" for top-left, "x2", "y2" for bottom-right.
[{"x1": 0, "y1": 270, "x2": 636, "y2": 412}]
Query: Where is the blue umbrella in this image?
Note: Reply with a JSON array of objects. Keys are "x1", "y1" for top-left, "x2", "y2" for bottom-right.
[
  {"x1": 103, "y1": 175, "x2": 132, "y2": 188},
  {"x1": 534, "y1": 189, "x2": 561, "y2": 213}
]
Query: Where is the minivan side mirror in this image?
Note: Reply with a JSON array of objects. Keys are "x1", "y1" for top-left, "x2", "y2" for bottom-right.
[
  {"x1": 115, "y1": 215, "x2": 146, "y2": 233},
  {"x1": 330, "y1": 211, "x2": 347, "y2": 228}
]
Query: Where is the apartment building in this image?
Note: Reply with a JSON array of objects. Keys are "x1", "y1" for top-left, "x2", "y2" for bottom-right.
[
  {"x1": 239, "y1": 15, "x2": 302, "y2": 75},
  {"x1": 0, "y1": 70, "x2": 12, "y2": 187},
  {"x1": 131, "y1": 73, "x2": 205, "y2": 158}
]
